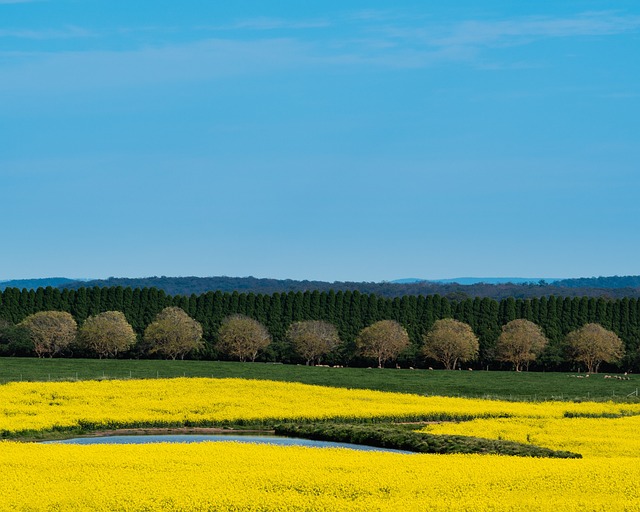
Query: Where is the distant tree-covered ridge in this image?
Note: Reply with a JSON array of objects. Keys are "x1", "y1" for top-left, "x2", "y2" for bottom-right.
[
  {"x1": 56, "y1": 275, "x2": 640, "y2": 299},
  {"x1": 0, "y1": 278, "x2": 77, "y2": 291},
  {"x1": 552, "y1": 276, "x2": 640, "y2": 289},
  {"x1": 2, "y1": 285, "x2": 640, "y2": 371}
]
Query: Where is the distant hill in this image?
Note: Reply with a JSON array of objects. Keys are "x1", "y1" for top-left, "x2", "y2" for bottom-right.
[
  {"x1": 55, "y1": 275, "x2": 640, "y2": 300},
  {"x1": 426, "y1": 277, "x2": 561, "y2": 285},
  {"x1": 60, "y1": 276, "x2": 361, "y2": 295},
  {"x1": 0, "y1": 277, "x2": 77, "y2": 291},
  {"x1": 391, "y1": 277, "x2": 563, "y2": 285},
  {"x1": 2, "y1": 274, "x2": 639, "y2": 299},
  {"x1": 552, "y1": 276, "x2": 640, "y2": 289}
]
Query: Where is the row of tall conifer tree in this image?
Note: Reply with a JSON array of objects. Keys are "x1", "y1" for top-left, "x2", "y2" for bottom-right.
[{"x1": 1, "y1": 286, "x2": 639, "y2": 369}]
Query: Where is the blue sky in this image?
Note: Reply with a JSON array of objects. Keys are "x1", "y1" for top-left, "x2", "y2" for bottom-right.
[{"x1": 1, "y1": 0, "x2": 639, "y2": 282}]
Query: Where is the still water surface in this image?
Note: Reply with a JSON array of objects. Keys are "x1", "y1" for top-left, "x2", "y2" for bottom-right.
[{"x1": 45, "y1": 434, "x2": 411, "y2": 454}]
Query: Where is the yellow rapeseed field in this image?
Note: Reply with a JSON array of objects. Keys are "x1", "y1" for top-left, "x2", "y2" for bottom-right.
[
  {"x1": 0, "y1": 377, "x2": 528, "y2": 433},
  {"x1": 2, "y1": 377, "x2": 640, "y2": 510},
  {"x1": 2, "y1": 377, "x2": 640, "y2": 435},
  {"x1": 423, "y1": 413, "x2": 640, "y2": 458},
  {"x1": 2, "y1": 441, "x2": 640, "y2": 511}
]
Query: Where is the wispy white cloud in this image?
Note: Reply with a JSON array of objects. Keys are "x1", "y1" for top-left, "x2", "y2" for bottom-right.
[
  {"x1": 427, "y1": 12, "x2": 640, "y2": 47},
  {"x1": 1, "y1": 9, "x2": 638, "y2": 93},
  {"x1": 344, "y1": 9, "x2": 403, "y2": 22},
  {"x1": 325, "y1": 10, "x2": 640, "y2": 68},
  {"x1": 202, "y1": 10, "x2": 640, "y2": 68},
  {"x1": 318, "y1": 42, "x2": 476, "y2": 69},
  {"x1": 0, "y1": 25, "x2": 93, "y2": 39},
  {"x1": 200, "y1": 17, "x2": 330, "y2": 32},
  {"x1": 0, "y1": 38, "x2": 312, "y2": 92}
]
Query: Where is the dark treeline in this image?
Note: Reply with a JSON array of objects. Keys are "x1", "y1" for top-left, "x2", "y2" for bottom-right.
[
  {"x1": 552, "y1": 275, "x2": 640, "y2": 289},
  {"x1": 56, "y1": 276, "x2": 640, "y2": 300},
  {"x1": 1, "y1": 286, "x2": 640, "y2": 371},
  {"x1": 0, "y1": 277, "x2": 76, "y2": 291}
]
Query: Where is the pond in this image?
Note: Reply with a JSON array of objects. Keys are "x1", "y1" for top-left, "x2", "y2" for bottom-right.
[{"x1": 44, "y1": 434, "x2": 412, "y2": 454}]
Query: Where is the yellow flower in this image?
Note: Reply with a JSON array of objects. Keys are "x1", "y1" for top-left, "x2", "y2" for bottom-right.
[{"x1": 3, "y1": 377, "x2": 640, "y2": 510}]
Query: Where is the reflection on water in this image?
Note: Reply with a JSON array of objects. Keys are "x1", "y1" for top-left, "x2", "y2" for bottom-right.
[{"x1": 44, "y1": 434, "x2": 412, "y2": 453}]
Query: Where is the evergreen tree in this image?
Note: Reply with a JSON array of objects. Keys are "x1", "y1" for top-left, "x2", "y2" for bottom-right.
[{"x1": 501, "y1": 297, "x2": 517, "y2": 324}]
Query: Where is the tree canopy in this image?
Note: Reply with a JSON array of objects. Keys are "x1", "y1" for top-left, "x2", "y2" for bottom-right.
[
  {"x1": 78, "y1": 311, "x2": 137, "y2": 359},
  {"x1": 495, "y1": 319, "x2": 547, "y2": 372},
  {"x1": 217, "y1": 314, "x2": 271, "y2": 362},
  {"x1": 0, "y1": 319, "x2": 32, "y2": 356},
  {"x1": 143, "y1": 307, "x2": 203, "y2": 360},
  {"x1": 287, "y1": 320, "x2": 341, "y2": 365},
  {"x1": 3, "y1": 286, "x2": 640, "y2": 370},
  {"x1": 422, "y1": 318, "x2": 479, "y2": 370},
  {"x1": 19, "y1": 311, "x2": 77, "y2": 358},
  {"x1": 356, "y1": 320, "x2": 410, "y2": 368},
  {"x1": 565, "y1": 323, "x2": 624, "y2": 373}
]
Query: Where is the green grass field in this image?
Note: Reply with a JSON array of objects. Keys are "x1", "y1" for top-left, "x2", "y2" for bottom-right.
[{"x1": 1, "y1": 357, "x2": 637, "y2": 401}]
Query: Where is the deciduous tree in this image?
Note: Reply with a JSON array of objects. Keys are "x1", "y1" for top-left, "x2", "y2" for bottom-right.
[
  {"x1": 78, "y1": 311, "x2": 137, "y2": 359},
  {"x1": 217, "y1": 314, "x2": 271, "y2": 362},
  {"x1": 356, "y1": 320, "x2": 409, "y2": 368},
  {"x1": 19, "y1": 311, "x2": 77, "y2": 358},
  {"x1": 143, "y1": 307, "x2": 203, "y2": 360},
  {"x1": 565, "y1": 323, "x2": 624, "y2": 373},
  {"x1": 287, "y1": 320, "x2": 341, "y2": 365},
  {"x1": 423, "y1": 318, "x2": 479, "y2": 370},
  {"x1": 495, "y1": 319, "x2": 547, "y2": 372}
]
